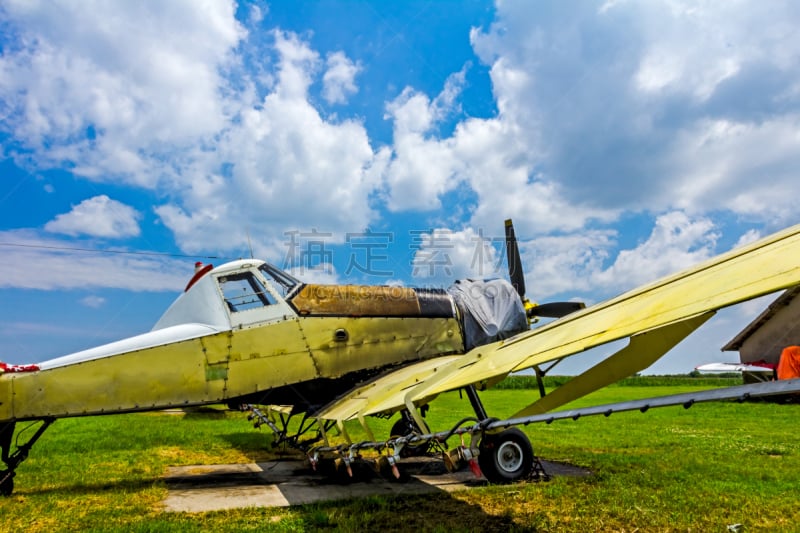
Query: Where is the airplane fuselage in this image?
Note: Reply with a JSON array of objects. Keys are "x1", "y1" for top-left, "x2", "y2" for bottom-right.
[{"x1": 0, "y1": 260, "x2": 524, "y2": 421}]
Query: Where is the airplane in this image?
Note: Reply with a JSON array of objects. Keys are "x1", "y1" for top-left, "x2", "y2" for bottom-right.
[
  {"x1": 2, "y1": 220, "x2": 800, "y2": 496},
  {"x1": 695, "y1": 361, "x2": 776, "y2": 381}
]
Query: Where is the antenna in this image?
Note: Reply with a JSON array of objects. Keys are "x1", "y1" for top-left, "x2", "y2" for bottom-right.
[{"x1": 246, "y1": 229, "x2": 254, "y2": 259}]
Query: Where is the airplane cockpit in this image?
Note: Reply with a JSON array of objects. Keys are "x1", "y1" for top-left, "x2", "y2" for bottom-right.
[
  {"x1": 218, "y1": 263, "x2": 302, "y2": 312},
  {"x1": 152, "y1": 260, "x2": 301, "y2": 332}
]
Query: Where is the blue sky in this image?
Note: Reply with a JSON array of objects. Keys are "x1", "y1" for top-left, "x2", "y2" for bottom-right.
[{"x1": 1, "y1": 1, "x2": 799, "y2": 373}]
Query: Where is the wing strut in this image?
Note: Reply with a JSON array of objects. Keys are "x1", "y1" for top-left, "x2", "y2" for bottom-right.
[{"x1": 510, "y1": 311, "x2": 715, "y2": 419}]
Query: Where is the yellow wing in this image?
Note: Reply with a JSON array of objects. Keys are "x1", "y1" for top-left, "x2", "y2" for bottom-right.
[{"x1": 315, "y1": 222, "x2": 800, "y2": 424}]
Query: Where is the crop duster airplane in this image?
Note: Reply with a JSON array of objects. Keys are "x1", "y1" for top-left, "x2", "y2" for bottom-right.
[{"x1": 2, "y1": 221, "x2": 800, "y2": 496}]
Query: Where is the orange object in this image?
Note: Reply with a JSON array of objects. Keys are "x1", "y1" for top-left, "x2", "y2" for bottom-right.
[{"x1": 777, "y1": 345, "x2": 800, "y2": 380}]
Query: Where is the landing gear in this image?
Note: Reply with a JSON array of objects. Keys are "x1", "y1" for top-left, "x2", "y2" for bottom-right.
[
  {"x1": 0, "y1": 418, "x2": 54, "y2": 496},
  {"x1": 478, "y1": 428, "x2": 534, "y2": 483},
  {"x1": 462, "y1": 385, "x2": 536, "y2": 484},
  {"x1": 0, "y1": 470, "x2": 13, "y2": 497},
  {"x1": 298, "y1": 386, "x2": 544, "y2": 486}
]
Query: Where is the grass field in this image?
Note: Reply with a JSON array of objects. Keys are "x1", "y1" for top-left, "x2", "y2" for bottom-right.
[{"x1": 1, "y1": 377, "x2": 798, "y2": 532}]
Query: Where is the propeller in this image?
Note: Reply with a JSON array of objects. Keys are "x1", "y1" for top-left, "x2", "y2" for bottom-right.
[
  {"x1": 504, "y1": 219, "x2": 585, "y2": 320},
  {"x1": 504, "y1": 219, "x2": 526, "y2": 298}
]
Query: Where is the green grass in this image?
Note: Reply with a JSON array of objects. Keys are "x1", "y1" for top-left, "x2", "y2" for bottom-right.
[{"x1": 1, "y1": 382, "x2": 798, "y2": 532}]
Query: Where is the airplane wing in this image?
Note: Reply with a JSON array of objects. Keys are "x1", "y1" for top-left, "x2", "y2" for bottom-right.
[{"x1": 315, "y1": 222, "x2": 800, "y2": 424}]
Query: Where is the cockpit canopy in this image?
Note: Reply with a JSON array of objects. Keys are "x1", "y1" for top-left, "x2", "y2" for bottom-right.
[{"x1": 152, "y1": 260, "x2": 301, "y2": 332}]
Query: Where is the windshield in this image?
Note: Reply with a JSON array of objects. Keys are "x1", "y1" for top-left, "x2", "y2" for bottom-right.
[
  {"x1": 259, "y1": 263, "x2": 301, "y2": 297},
  {"x1": 218, "y1": 271, "x2": 277, "y2": 312}
]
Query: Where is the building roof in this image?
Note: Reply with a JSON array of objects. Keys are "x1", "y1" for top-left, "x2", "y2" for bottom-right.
[{"x1": 722, "y1": 285, "x2": 800, "y2": 351}]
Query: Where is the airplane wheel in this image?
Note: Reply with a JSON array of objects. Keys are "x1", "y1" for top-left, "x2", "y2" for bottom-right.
[
  {"x1": 390, "y1": 418, "x2": 431, "y2": 457},
  {"x1": 478, "y1": 428, "x2": 533, "y2": 484}
]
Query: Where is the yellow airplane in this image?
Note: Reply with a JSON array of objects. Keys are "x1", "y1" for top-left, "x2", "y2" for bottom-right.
[{"x1": 2, "y1": 220, "x2": 800, "y2": 495}]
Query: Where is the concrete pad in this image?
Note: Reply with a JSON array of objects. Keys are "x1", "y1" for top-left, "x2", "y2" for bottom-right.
[{"x1": 163, "y1": 457, "x2": 590, "y2": 513}]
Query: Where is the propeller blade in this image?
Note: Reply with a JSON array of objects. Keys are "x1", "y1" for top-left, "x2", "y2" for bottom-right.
[
  {"x1": 504, "y1": 219, "x2": 526, "y2": 299},
  {"x1": 527, "y1": 301, "x2": 586, "y2": 318}
]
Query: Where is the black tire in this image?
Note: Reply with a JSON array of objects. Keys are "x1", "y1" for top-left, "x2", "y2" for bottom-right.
[
  {"x1": 390, "y1": 418, "x2": 431, "y2": 457},
  {"x1": 478, "y1": 428, "x2": 533, "y2": 483}
]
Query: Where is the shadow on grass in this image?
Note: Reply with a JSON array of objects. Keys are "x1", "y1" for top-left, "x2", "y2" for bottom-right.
[
  {"x1": 180, "y1": 407, "x2": 231, "y2": 419},
  {"x1": 290, "y1": 491, "x2": 532, "y2": 532},
  {"x1": 17, "y1": 477, "x2": 159, "y2": 497}
]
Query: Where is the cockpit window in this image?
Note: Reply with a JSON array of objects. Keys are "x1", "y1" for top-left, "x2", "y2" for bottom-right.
[
  {"x1": 258, "y1": 263, "x2": 301, "y2": 298},
  {"x1": 219, "y1": 272, "x2": 277, "y2": 312}
]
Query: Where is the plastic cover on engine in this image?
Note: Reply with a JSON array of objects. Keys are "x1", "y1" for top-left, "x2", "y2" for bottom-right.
[{"x1": 447, "y1": 278, "x2": 528, "y2": 350}]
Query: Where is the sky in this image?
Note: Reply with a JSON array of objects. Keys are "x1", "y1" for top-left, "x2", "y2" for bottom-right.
[{"x1": 1, "y1": 0, "x2": 799, "y2": 374}]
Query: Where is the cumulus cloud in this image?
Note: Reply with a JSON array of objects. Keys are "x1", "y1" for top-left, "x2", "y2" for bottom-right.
[
  {"x1": 593, "y1": 211, "x2": 719, "y2": 291},
  {"x1": 322, "y1": 51, "x2": 361, "y2": 105},
  {"x1": 668, "y1": 116, "x2": 800, "y2": 225},
  {"x1": 466, "y1": 0, "x2": 800, "y2": 221},
  {"x1": 1, "y1": 0, "x2": 798, "y2": 305},
  {"x1": 406, "y1": 216, "x2": 710, "y2": 302},
  {"x1": 410, "y1": 227, "x2": 502, "y2": 286},
  {"x1": 1, "y1": 7, "x2": 384, "y2": 260},
  {"x1": 44, "y1": 195, "x2": 141, "y2": 238},
  {"x1": 382, "y1": 71, "x2": 468, "y2": 212},
  {"x1": 0, "y1": 0, "x2": 245, "y2": 187},
  {"x1": 514, "y1": 212, "x2": 720, "y2": 302},
  {"x1": 519, "y1": 229, "x2": 617, "y2": 300},
  {"x1": 733, "y1": 229, "x2": 762, "y2": 249},
  {"x1": 155, "y1": 31, "x2": 381, "y2": 256}
]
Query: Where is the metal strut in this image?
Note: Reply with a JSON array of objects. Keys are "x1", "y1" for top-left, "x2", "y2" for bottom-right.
[
  {"x1": 246, "y1": 405, "x2": 330, "y2": 451},
  {"x1": 464, "y1": 385, "x2": 489, "y2": 421},
  {"x1": 0, "y1": 418, "x2": 55, "y2": 496}
]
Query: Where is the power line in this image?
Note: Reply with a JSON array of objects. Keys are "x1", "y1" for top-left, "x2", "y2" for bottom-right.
[{"x1": 0, "y1": 242, "x2": 219, "y2": 260}]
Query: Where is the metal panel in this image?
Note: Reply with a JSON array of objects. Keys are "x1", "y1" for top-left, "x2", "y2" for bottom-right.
[
  {"x1": 2, "y1": 319, "x2": 317, "y2": 420},
  {"x1": 301, "y1": 316, "x2": 462, "y2": 378},
  {"x1": 290, "y1": 285, "x2": 422, "y2": 316}
]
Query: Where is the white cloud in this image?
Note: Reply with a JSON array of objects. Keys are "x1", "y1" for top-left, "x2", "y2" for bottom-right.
[
  {"x1": 411, "y1": 227, "x2": 501, "y2": 286},
  {"x1": 0, "y1": 0, "x2": 245, "y2": 187},
  {"x1": 668, "y1": 116, "x2": 800, "y2": 225},
  {"x1": 44, "y1": 195, "x2": 141, "y2": 238},
  {"x1": 382, "y1": 71, "x2": 468, "y2": 212},
  {"x1": 248, "y1": 2, "x2": 267, "y2": 24},
  {"x1": 2, "y1": 0, "x2": 799, "y2": 309},
  {"x1": 0, "y1": 230, "x2": 191, "y2": 291},
  {"x1": 465, "y1": 0, "x2": 800, "y2": 222},
  {"x1": 155, "y1": 31, "x2": 381, "y2": 256},
  {"x1": 286, "y1": 263, "x2": 340, "y2": 285},
  {"x1": 593, "y1": 211, "x2": 719, "y2": 291},
  {"x1": 733, "y1": 229, "x2": 761, "y2": 249},
  {"x1": 80, "y1": 295, "x2": 106, "y2": 308},
  {"x1": 519, "y1": 229, "x2": 617, "y2": 300},
  {"x1": 628, "y1": 1, "x2": 799, "y2": 100},
  {"x1": 322, "y1": 51, "x2": 361, "y2": 105},
  {"x1": 513, "y1": 212, "x2": 721, "y2": 303}
]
